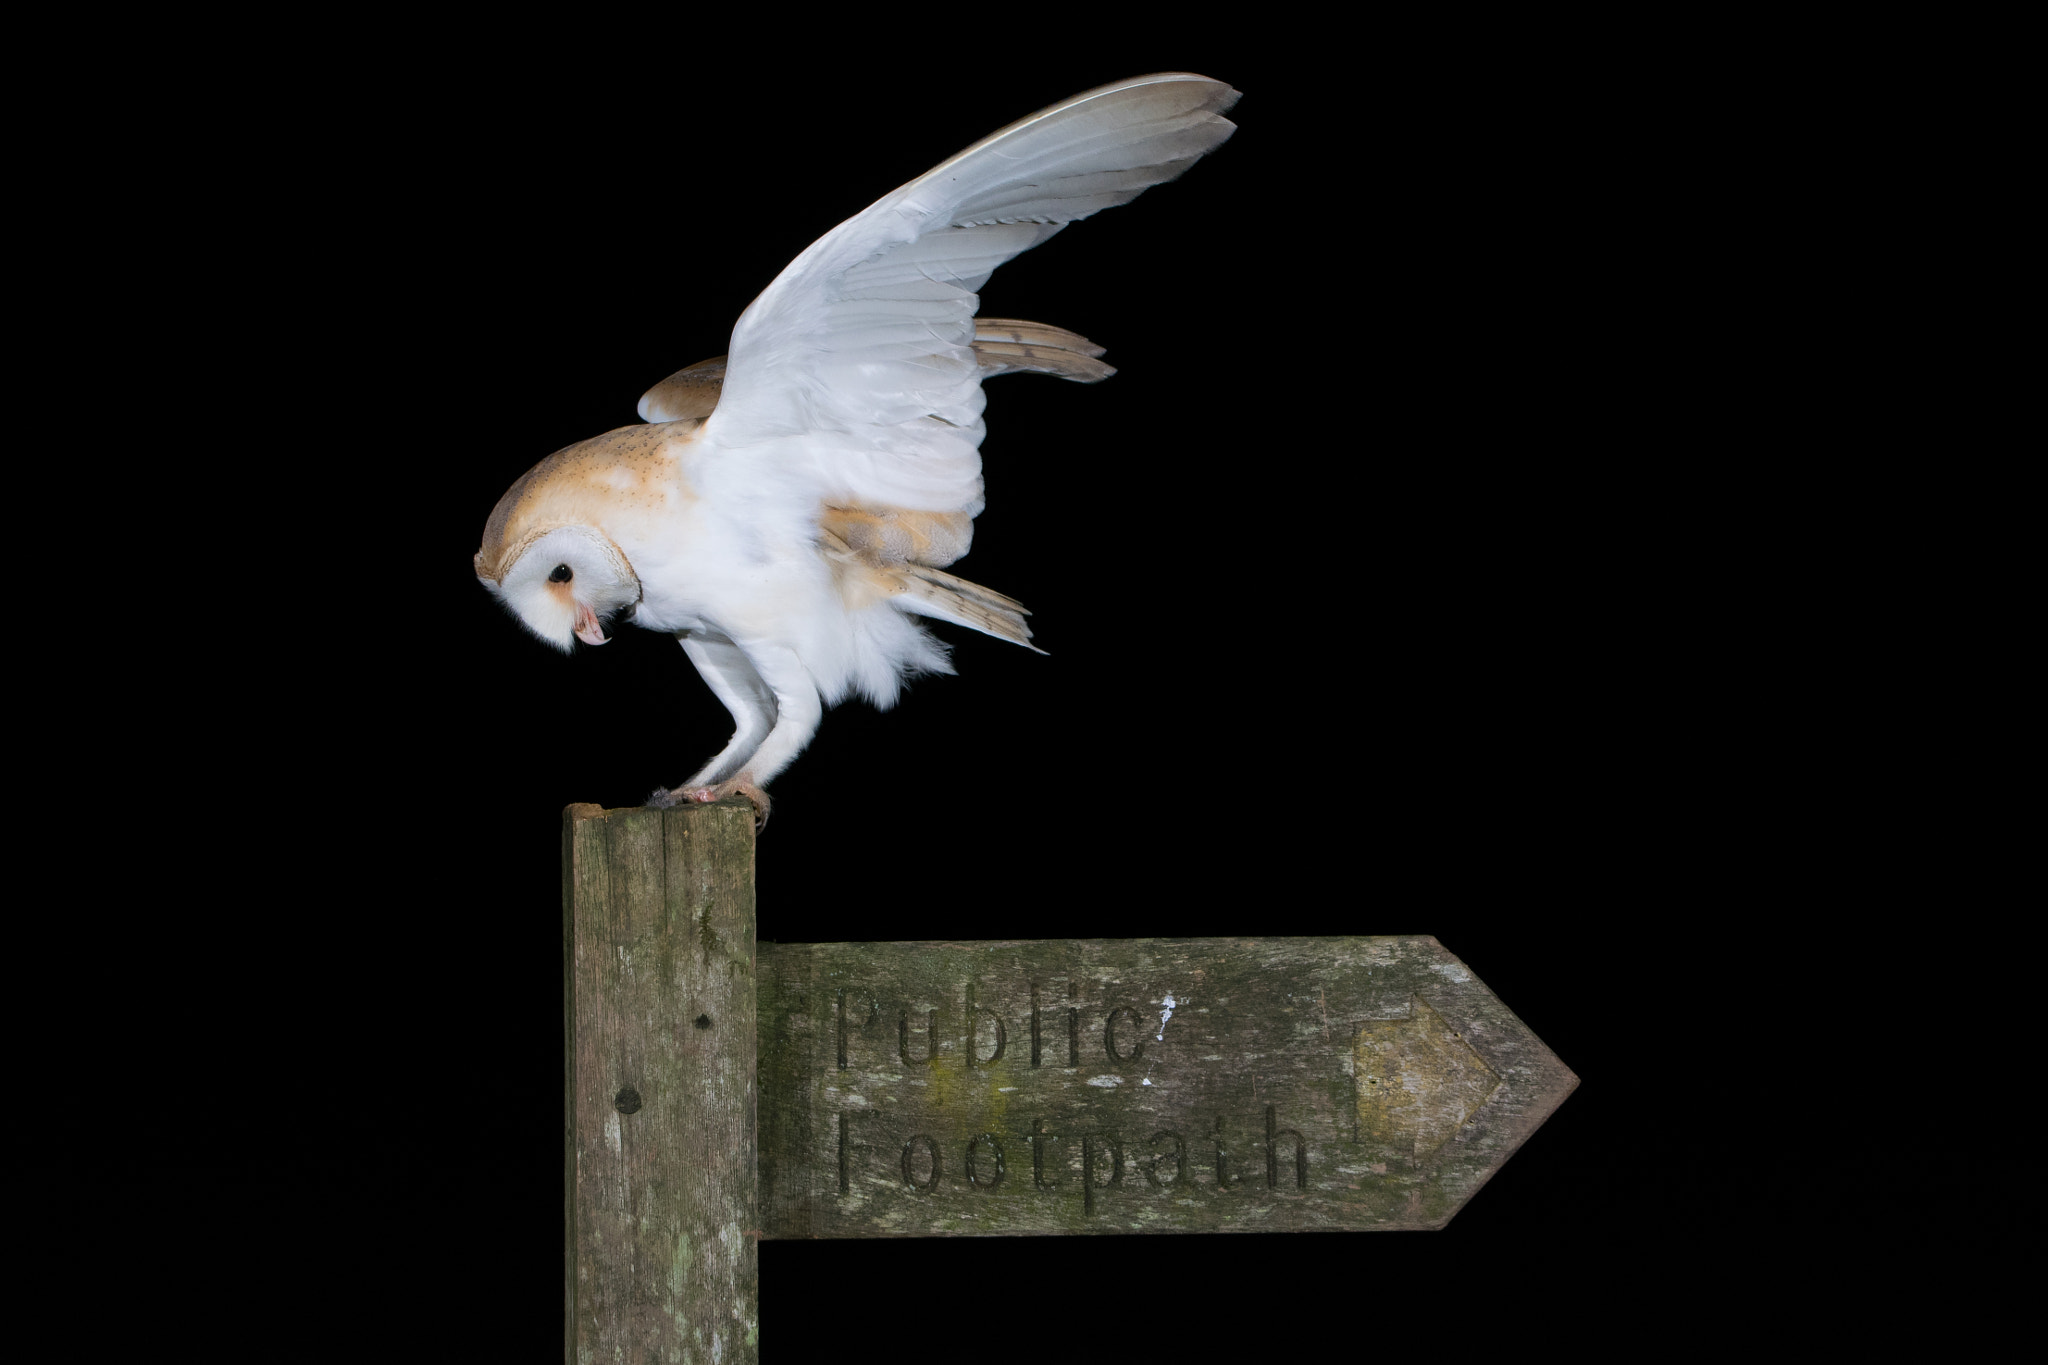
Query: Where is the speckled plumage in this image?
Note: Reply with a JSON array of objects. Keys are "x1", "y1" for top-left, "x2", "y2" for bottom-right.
[{"x1": 474, "y1": 74, "x2": 1240, "y2": 825}]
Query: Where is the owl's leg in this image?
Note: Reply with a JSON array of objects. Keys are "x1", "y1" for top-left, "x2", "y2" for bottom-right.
[
  {"x1": 672, "y1": 631, "x2": 775, "y2": 783},
  {"x1": 650, "y1": 633, "x2": 820, "y2": 830},
  {"x1": 649, "y1": 630, "x2": 772, "y2": 814}
]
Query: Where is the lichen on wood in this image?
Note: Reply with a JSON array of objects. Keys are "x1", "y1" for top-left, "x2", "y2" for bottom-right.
[
  {"x1": 563, "y1": 799, "x2": 758, "y2": 1364},
  {"x1": 756, "y1": 936, "x2": 1576, "y2": 1237}
]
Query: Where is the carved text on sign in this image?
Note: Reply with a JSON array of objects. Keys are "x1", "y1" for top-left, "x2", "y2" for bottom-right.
[
  {"x1": 839, "y1": 1105, "x2": 1309, "y2": 1213},
  {"x1": 848, "y1": 983, "x2": 1162, "y2": 1072},
  {"x1": 761, "y1": 937, "x2": 1578, "y2": 1235}
]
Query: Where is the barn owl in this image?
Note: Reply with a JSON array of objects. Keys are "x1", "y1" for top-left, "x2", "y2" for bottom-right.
[{"x1": 474, "y1": 73, "x2": 1239, "y2": 827}]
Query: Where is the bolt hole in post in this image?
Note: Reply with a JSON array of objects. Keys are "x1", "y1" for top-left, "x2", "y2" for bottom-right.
[{"x1": 614, "y1": 1087, "x2": 643, "y2": 1115}]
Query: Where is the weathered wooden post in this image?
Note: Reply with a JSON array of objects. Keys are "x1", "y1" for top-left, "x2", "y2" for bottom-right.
[
  {"x1": 563, "y1": 800, "x2": 758, "y2": 1364},
  {"x1": 566, "y1": 805, "x2": 1577, "y2": 1357}
]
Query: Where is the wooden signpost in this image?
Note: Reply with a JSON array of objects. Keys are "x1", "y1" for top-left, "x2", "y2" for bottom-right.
[{"x1": 565, "y1": 802, "x2": 1578, "y2": 1362}]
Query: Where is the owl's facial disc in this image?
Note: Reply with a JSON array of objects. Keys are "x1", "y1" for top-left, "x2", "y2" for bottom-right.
[{"x1": 486, "y1": 526, "x2": 638, "y2": 654}]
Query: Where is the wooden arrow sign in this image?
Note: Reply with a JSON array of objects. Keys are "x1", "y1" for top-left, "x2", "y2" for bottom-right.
[
  {"x1": 757, "y1": 935, "x2": 1576, "y2": 1237},
  {"x1": 563, "y1": 803, "x2": 1576, "y2": 1362}
]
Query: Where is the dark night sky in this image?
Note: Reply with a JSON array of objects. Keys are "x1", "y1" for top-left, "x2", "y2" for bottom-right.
[{"x1": 76, "y1": 33, "x2": 1947, "y2": 1356}]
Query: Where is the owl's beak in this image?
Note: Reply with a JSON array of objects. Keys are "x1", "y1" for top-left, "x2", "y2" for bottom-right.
[{"x1": 574, "y1": 601, "x2": 610, "y2": 646}]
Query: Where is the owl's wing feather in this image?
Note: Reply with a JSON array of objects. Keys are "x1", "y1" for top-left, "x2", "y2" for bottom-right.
[
  {"x1": 637, "y1": 321, "x2": 1112, "y2": 424},
  {"x1": 961, "y1": 318, "x2": 1115, "y2": 382},
  {"x1": 696, "y1": 73, "x2": 1238, "y2": 515},
  {"x1": 637, "y1": 357, "x2": 727, "y2": 423}
]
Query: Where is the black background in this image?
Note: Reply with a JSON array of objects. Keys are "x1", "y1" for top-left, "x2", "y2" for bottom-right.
[{"x1": 71, "y1": 28, "x2": 1977, "y2": 1359}]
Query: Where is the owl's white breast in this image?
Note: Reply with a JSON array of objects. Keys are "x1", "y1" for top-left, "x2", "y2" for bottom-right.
[{"x1": 623, "y1": 478, "x2": 840, "y2": 652}]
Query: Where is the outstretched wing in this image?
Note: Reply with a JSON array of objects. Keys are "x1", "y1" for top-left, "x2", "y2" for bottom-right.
[{"x1": 694, "y1": 73, "x2": 1239, "y2": 516}]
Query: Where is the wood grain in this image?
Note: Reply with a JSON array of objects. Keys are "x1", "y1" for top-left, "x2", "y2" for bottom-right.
[
  {"x1": 757, "y1": 936, "x2": 1576, "y2": 1236},
  {"x1": 563, "y1": 800, "x2": 758, "y2": 1364}
]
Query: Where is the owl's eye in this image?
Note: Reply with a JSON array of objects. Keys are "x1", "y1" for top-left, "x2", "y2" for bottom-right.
[{"x1": 549, "y1": 564, "x2": 573, "y2": 583}]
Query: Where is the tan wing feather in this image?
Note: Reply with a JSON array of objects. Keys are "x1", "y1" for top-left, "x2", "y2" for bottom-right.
[
  {"x1": 822, "y1": 505, "x2": 975, "y2": 568},
  {"x1": 636, "y1": 356, "x2": 728, "y2": 423},
  {"x1": 967, "y1": 318, "x2": 1116, "y2": 382}
]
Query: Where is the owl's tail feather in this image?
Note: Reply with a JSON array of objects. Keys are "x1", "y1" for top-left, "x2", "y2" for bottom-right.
[{"x1": 893, "y1": 563, "x2": 1046, "y2": 655}]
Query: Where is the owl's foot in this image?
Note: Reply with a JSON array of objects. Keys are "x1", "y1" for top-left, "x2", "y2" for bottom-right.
[{"x1": 648, "y1": 777, "x2": 771, "y2": 831}]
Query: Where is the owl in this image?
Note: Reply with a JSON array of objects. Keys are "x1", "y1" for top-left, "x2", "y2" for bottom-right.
[{"x1": 474, "y1": 74, "x2": 1239, "y2": 826}]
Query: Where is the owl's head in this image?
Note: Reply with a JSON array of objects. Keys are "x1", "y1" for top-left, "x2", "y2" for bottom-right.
[{"x1": 475, "y1": 524, "x2": 641, "y2": 653}]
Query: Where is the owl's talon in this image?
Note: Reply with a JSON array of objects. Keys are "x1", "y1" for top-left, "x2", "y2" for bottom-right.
[
  {"x1": 709, "y1": 778, "x2": 771, "y2": 832},
  {"x1": 646, "y1": 780, "x2": 768, "y2": 831}
]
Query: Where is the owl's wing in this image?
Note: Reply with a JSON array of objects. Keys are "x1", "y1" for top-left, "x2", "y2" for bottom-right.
[
  {"x1": 690, "y1": 73, "x2": 1239, "y2": 516},
  {"x1": 640, "y1": 321, "x2": 1114, "y2": 424}
]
